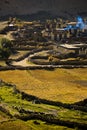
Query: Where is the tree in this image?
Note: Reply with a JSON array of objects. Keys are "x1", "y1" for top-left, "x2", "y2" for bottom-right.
[{"x1": 0, "y1": 38, "x2": 12, "y2": 60}]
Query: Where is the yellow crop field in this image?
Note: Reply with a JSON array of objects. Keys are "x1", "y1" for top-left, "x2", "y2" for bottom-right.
[{"x1": 0, "y1": 68, "x2": 87, "y2": 103}]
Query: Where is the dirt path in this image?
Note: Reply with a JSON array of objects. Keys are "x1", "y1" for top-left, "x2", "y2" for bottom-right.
[
  {"x1": 11, "y1": 50, "x2": 49, "y2": 67},
  {"x1": 11, "y1": 58, "x2": 33, "y2": 67}
]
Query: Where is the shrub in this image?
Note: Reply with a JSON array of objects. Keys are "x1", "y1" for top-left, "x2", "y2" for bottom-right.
[{"x1": 0, "y1": 38, "x2": 12, "y2": 59}]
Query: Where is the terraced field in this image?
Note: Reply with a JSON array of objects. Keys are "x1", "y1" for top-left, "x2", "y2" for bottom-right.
[
  {"x1": 0, "y1": 80, "x2": 87, "y2": 130},
  {"x1": 0, "y1": 18, "x2": 87, "y2": 130},
  {"x1": 0, "y1": 55, "x2": 87, "y2": 129},
  {"x1": 0, "y1": 68, "x2": 87, "y2": 103}
]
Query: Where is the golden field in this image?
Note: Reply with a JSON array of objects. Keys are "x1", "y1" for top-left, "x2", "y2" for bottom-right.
[{"x1": 0, "y1": 68, "x2": 87, "y2": 103}]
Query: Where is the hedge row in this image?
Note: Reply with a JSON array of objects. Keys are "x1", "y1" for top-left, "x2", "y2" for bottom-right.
[
  {"x1": 15, "y1": 108, "x2": 87, "y2": 130},
  {"x1": 0, "y1": 105, "x2": 12, "y2": 117},
  {"x1": 1, "y1": 64, "x2": 87, "y2": 72},
  {"x1": 30, "y1": 58, "x2": 87, "y2": 66},
  {"x1": 12, "y1": 40, "x2": 53, "y2": 46},
  {"x1": 21, "y1": 92, "x2": 87, "y2": 112}
]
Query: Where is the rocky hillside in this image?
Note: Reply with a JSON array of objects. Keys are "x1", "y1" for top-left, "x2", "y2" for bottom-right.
[{"x1": 0, "y1": 0, "x2": 87, "y2": 19}]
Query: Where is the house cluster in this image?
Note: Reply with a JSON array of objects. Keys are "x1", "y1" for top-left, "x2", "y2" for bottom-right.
[
  {"x1": 9, "y1": 17, "x2": 87, "y2": 43},
  {"x1": 41, "y1": 17, "x2": 87, "y2": 41},
  {"x1": 11, "y1": 20, "x2": 45, "y2": 41}
]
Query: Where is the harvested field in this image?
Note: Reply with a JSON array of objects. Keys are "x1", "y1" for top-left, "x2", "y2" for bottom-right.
[{"x1": 0, "y1": 68, "x2": 87, "y2": 103}]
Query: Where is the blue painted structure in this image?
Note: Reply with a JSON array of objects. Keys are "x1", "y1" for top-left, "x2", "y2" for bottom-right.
[
  {"x1": 64, "y1": 16, "x2": 85, "y2": 30},
  {"x1": 76, "y1": 16, "x2": 85, "y2": 29}
]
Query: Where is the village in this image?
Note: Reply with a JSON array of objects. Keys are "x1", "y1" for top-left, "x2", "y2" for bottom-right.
[
  {"x1": 1, "y1": 1, "x2": 87, "y2": 130},
  {"x1": 0, "y1": 16, "x2": 87, "y2": 67}
]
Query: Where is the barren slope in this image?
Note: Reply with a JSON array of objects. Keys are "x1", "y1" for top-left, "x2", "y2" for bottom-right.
[{"x1": 0, "y1": 0, "x2": 87, "y2": 18}]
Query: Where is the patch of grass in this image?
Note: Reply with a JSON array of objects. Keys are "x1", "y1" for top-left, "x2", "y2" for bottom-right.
[
  {"x1": 26, "y1": 120, "x2": 75, "y2": 130},
  {"x1": 58, "y1": 108, "x2": 87, "y2": 124},
  {"x1": 0, "y1": 111, "x2": 10, "y2": 122},
  {"x1": 0, "y1": 85, "x2": 87, "y2": 125},
  {"x1": 0, "y1": 120, "x2": 32, "y2": 130},
  {"x1": 0, "y1": 61, "x2": 7, "y2": 66},
  {"x1": 0, "y1": 119, "x2": 76, "y2": 130},
  {"x1": 0, "y1": 86, "x2": 51, "y2": 114}
]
